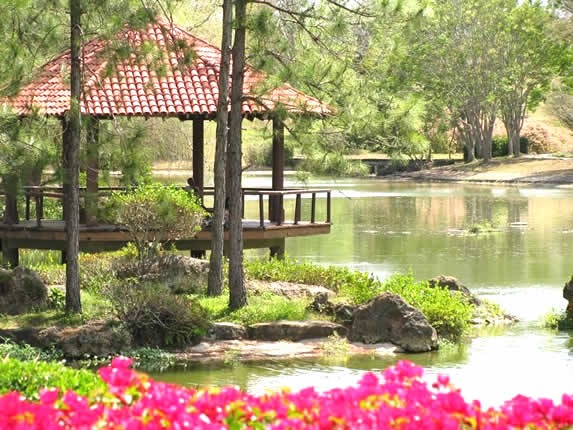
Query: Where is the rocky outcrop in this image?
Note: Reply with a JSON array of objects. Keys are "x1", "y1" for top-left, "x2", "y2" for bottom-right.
[
  {"x1": 247, "y1": 280, "x2": 335, "y2": 300},
  {"x1": 308, "y1": 292, "x2": 356, "y2": 325},
  {"x1": 429, "y1": 275, "x2": 482, "y2": 306},
  {"x1": 349, "y1": 293, "x2": 438, "y2": 353},
  {"x1": 563, "y1": 276, "x2": 573, "y2": 318},
  {"x1": 116, "y1": 255, "x2": 209, "y2": 294},
  {"x1": 207, "y1": 322, "x2": 248, "y2": 340},
  {"x1": 248, "y1": 321, "x2": 347, "y2": 341},
  {"x1": 37, "y1": 321, "x2": 132, "y2": 359},
  {"x1": 0, "y1": 267, "x2": 48, "y2": 315}
]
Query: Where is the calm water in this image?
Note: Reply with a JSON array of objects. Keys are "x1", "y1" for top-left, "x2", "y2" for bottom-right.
[{"x1": 156, "y1": 176, "x2": 573, "y2": 406}]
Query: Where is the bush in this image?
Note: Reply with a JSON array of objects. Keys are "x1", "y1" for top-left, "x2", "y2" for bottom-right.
[
  {"x1": 492, "y1": 136, "x2": 530, "y2": 157},
  {"x1": 101, "y1": 184, "x2": 207, "y2": 260},
  {"x1": 299, "y1": 154, "x2": 369, "y2": 177},
  {"x1": 244, "y1": 141, "x2": 295, "y2": 168},
  {"x1": 107, "y1": 281, "x2": 209, "y2": 348},
  {"x1": 0, "y1": 358, "x2": 104, "y2": 400}
]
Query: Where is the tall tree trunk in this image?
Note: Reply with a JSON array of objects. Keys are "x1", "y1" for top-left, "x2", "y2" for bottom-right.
[
  {"x1": 208, "y1": 0, "x2": 232, "y2": 296},
  {"x1": 63, "y1": 0, "x2": 82, "y2": 313},
  {"x1": 228, "y1": 0, "x2": 247, "y2": 310}
]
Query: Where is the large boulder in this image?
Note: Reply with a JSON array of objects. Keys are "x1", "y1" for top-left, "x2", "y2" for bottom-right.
[
  {"x1": 0, "y1": 267, "x2": 48, "y2": 315},
  {"x1": 429, "y1": 275, "x2": 481, "y2": 306},
  {"x1": 38, "y1": 321, "x2": 132, "y2": 359},
  {"x1": 116, "y1": 254, "x2": 208, "y2": 293},
  {"x1": 563, "y1": 276, "x2": 573, "y2": 318},
  {"x1": 248, "y1": 321, "x2": 347, "y2": 341},
  {"x1": 207, "y1": 322, "x2": 248, "y2": 340},
  {"x1": 349, "y1": 293, "x2": 438, "y2": 353}
]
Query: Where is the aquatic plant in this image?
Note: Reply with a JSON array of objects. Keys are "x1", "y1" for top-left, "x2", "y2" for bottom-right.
[{"x1": 3, "y1": 357, "x2": 573, "y2": 428}]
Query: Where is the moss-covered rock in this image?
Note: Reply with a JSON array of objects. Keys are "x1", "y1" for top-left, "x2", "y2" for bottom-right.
[{"x1": 0, "y1": 267, "x2": 48, "y2": 315}]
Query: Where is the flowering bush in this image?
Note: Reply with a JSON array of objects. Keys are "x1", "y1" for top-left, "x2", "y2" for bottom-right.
[{"x1": 3, "y1": 358, "x2": 573, "y2": 429}]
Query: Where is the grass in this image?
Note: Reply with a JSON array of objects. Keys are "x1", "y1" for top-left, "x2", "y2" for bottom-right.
[
  {"x1": 198, "y1": 291, "x2": 315, "y2": 326},
  {"x1": 0, "y1": 289, "x2": 113, "y2": 330}
]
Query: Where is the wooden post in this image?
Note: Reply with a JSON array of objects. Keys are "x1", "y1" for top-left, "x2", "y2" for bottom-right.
[
  {"x1": 86, "y1": 117, "x2": 99, "y2": 225},
  {"x1": 1, "y1": 241, "x2": 19, "y2": 268},
  {"x1": 192, "y1": 118, "x2": 204, "y2": 196},
  {"x1": 270, "y1": 117, "x2": 284, "y2": 223}
]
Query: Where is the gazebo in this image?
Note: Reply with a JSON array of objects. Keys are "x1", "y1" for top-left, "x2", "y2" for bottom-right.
[{"x1": 0, "y1": 16, "x2": 332, "y2": 264}]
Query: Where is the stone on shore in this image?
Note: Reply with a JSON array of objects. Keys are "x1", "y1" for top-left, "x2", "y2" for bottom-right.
[
  {"x1": 208, "y1": 322, "x2": 248, "y2": 340},
  {"x1": 349, "y1": 292, "x2": 438, "y2": 353},
  {"x1": 0, "y1": 267, "x2": 48, "y2": 315},
  {"x1": 563, "y1": 276, "x2": 573, "y2": 318},
  {"x1": 248, "y1": 321, "x2": 347, "y2": 341},
  {"x1": 37, "y1": 321, "x2": 132, "y2": 359},
  {"x1": 429, "y1": 275, "x2": 482, "y2": 306}
]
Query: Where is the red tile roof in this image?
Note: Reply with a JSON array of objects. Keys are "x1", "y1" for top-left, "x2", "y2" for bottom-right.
[{"x1": 5, "y1": 17, "x2": 331, "y2": 118}]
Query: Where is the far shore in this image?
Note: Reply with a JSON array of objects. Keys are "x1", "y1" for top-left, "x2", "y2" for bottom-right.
[{"x1": 392, "y1": 156, "x2": 573, "y2": 186}]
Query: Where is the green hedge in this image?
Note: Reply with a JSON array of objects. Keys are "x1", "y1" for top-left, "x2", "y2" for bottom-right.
[{"x1": 0, "y1": 358, "x2": 104, "y2": 400}]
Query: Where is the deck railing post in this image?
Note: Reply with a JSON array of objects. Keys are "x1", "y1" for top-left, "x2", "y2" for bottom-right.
[
  {"x1": 259, "y1": 194, "x2": 264, "y2": 228},
  {"x1": 311, "y1": 193, "x2": 316, "y2": 223},
  {"x1": 25, "y1": 190, "x2": 31, "y2": 221},
  {"x1": 294, "y1": 193, "x2": 301, "y2": 225},
  {"x1": 326, "y1": 191, "x2": 331, "y2": 223}
]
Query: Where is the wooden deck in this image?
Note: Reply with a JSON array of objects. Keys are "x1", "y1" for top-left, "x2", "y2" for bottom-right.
[
  {"x1": 0, "y1": 186, "x2": 331, "y2": 263},
  {"x1": 0, "y1": 219, "x2": 331, "y2": 252}
]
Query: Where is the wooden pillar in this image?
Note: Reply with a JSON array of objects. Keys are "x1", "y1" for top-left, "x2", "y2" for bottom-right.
[
  {"x1": 192, "y1": 118, "x2": 204, "y2": 195},
  {"x1": 85, "y1": 117, "x2": 99, "y2": 225},
  {"x1": 270, "y1": 117, "x2": 284, "y2": 223},
  {"x1": 1, "y1": 241, "x2": 19, "y2": 268}
]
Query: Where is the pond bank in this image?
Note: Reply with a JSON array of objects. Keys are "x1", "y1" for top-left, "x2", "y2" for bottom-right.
[{"x1": 391, "y1": 156, "x2": 573, "y2": 186}]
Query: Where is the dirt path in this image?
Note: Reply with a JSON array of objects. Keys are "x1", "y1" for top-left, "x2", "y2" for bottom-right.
[{"x1": 397, "y1": 156, "x2": 573, "y2": 186}]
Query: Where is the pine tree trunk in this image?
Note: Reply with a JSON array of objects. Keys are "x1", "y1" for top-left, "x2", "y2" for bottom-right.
[
  {"x1": 228, "y1": 0, "x2": 247, "y2": 311},
  {"x1": 63, "y1": 0, "x2": 82, "y2": 313},
  {"x1": 208, "y1": 0, "x2": 232, "y2": 297}
]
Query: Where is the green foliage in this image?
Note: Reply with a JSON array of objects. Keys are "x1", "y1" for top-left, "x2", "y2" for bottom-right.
[
  {"x1": 127, "y1": 347, "x2": 177, "y2": 372},
  {"x1": 107, "y1": 281, "x2": 209, "y2": 348},
  {"x1": 47, "y1": 287, "x2": 66, "y2": 311},
  {"x1": 0, "y1": 358, "x2": 104, "y2": 400},
  {"x1": 543, "y1": 309, "x2": 573, "y2": 330},
  {"x1": 0, "y1": 339, "x2": 61, "y2": 362},
  {"x1": 491, "y1": 136, "x2": 530, "y2": 157},
  {"x1": 245, "y1": 258, "x2": 472, "y2": 339},
  {"x1": 101, "y1": 184, "x2": 206, "y2": 260},
  {"x1": 199, "y1": 291, "x2": 311, "y2": 326},
  {"x1": 298, "y1": 154, "x2": 370, "y2": 177}
]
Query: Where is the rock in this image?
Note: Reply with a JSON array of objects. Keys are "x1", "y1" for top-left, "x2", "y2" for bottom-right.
[
  {"x1": 429, "y1": 275, "x2": 482, "y2": 306},
  {"x1": 247, "y1": 280, "x2": 335, "y2": 300},
  {"x1": 38, "y1": 321, "x2": 132, "y2": 359},
  {"x1": 207, "y1": 322, "x2": 248, "y2": 340},
  {"x1": 308, "y1": 293, "x2": 356, "y2": 325},
  {"x1": 116, "y1": 255, "x2": 209, "y2": 294},
  {"x1": 248, "y1": 321, "x2": 347, "y2": 341},
  {"x1": 349, "y1": 293, "x2": 438, "y2": 353},
  {"x1": 0, "y1": 267, "x2": 48, "y2": 315},
  {"x1": 563, "y1": 276, "x2": 573, "y2": 318}
]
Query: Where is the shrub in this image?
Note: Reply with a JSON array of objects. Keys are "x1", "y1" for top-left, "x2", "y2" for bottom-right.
[
  {"x1": 0, "y1": 358, "x2": 103, "y2": 400},
  {"x1": 101, "y1": 184, "x2": 206, "y2": 260},
  {"x1": 492, "y1": 136, "x2": 530, "y2": 157},
  {"x1": 107, "y1": 281, "x2": 209, "y2": 348}
]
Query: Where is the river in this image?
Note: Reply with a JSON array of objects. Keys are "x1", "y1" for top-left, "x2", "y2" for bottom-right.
[{"x1": 156, "y1": 175, "x2": 573, "y2": 407}]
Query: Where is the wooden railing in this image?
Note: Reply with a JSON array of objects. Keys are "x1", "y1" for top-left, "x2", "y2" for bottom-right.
[{"x1": 3, "y1": 186, "x2": 332, "y2": 229}]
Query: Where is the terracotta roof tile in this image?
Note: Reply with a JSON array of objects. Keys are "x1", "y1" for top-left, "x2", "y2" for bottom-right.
[{"x1": 4, "y1": 17, "x2": 331, "y2": 118}]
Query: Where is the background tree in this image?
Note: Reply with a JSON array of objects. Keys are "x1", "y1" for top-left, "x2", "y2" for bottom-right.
[{"x1": 498, "y1": 2, "x2": 564, "y2": 156}]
